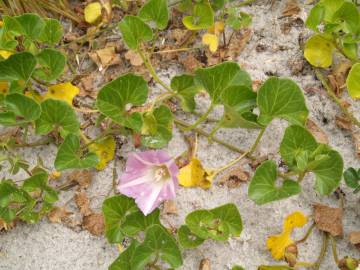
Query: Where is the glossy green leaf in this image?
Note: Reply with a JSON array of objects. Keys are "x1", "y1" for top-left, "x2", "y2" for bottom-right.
[
  {"x1": 102, "y1": 195, "x2": 139, "y2": 243},
  {"x1": 131, "y1": 225, "x2": 183, "y2": 269},
  {"x1": 177, "y1": 225, "x2": 205, "y2": 248},
  {"x1": 109, "y1": 241, "x2": 139, "y2": 270},
  {"x1": 118, "y1": 15, "x2": 153, "y2": 49},
  {"x1": 35, "y1": 99, "x2": 80, "y2": 134},
  {"x1": 141, "y1": 105, "x2": 173, "y2": 148},
  {"x1": 182, "y1": 2, "x2": 214, "y2": 30},
  {"x1": 54, "y1": 134, "x2": 98, "y2": 171},
  {"x1": 0, "y1": 52, "x2": 36, "y2": 82},
  {"x1": 122, "y1": 209, "x2": 161, "y2": 236},
  {"x1": 305, "y1": 4, "x2": 324, "y2": 31},
  {"x1": 138, "y1": 0, "x2": 169, "y2": 30},
  {"x1": 248, "y1": 160, "x2": 301, "y2": 205},
  {"x1": 33, "y1": 49, "x2": 66, "y2": 82},
  {"x1": 332, "y1": 2, "x2": 360, "y2": 34},
  {"x1": 13, "y1": 13, "x2": 45, "y2": 39},
  {"x1": 343, "y1": 167, "x2": 360, "y2": 191},
  {"x1": 346, "y1": 63, "x2": 360, "y2": 99},
  {"x1": 38, "y1": 18, "x2": 63, "y2": 45},
  {"x1": 171, "y1": 74, "x2": 200, "y2": 112},
  {"x1": 304, "y1": 34, "x2": 334, "y2": 68},
  {"x1": 195, "y1": 61, "x2": 252, "y2": 104},
  {"x1": 22, "y1": 173, "x2": 58, "y2": 204},
  {"x1": 320, "y1": 0, "x2": 344, "y2": 22},
  {"x1": 96, "y1": 73, "x2": 148, "y2": 128},
  {"x1": 210, "y1": 203, "x2": 242, "y2": 237},
  {"x1": 257, "y1": 77, "x2": 308, "y2": 126}
]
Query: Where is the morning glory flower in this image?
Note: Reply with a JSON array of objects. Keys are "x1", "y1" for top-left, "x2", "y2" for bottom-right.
[{"x1": 117, "y1": 150, "x2": 179, "y2": 215}]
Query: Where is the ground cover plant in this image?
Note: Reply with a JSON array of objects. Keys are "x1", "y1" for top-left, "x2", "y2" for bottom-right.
[{"x1": 0, "y1": 0, "x2": 359, "y2": 269}]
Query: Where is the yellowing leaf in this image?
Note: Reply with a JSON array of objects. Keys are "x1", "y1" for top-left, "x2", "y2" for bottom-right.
[
  {"x1": 304, "y1": 35, "x2": 334, "y2": 68},
  {"x1": 0, "y1": 81, "x2": 8, "y2": 95},
  {"x1": 0, "y1": 50, "x2": 13, "y2": 59},
  {"x1": 0, "y1": 21, "x2": 3, "y2": 27},
  {"x1": 202, "y1": 33, "x2": 219, "y2": 53},
  {"x1": 208, "y1": 21, "x2": 225, "y2": 35},
  {"x1": 25, "y1": 90, "x2": 43, "y2": 102},
  {"x1": 84, "y1": 2, "x2": 102, "y2": 24},
  {"x1": 49, "y1": 170, "x2": 62, "y2": 180},
  {"x1": 44, "y1": 82, "x2": 79, "y2": 105},
  {"x1": 178, "y1": 157, "x2": 214, "y2": 189},
  {"x1": 89, "y1": 136, "x2": 116, "y2": 170},
  {"x1": 266, "y1": 211, "x2": 308, "y2": 260}
]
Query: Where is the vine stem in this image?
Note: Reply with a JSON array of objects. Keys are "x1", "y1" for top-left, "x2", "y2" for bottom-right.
[
  {"x1": 329, "y1": 234, "x2": 339, "y2": 264},
  {"x1": 183, "y1": 103, "x2": 215, "y2": 131},
  {"x1": 315, "y1": 69, "x2": 360, "y2": 128},
  {"x1": 295, "y1": 222, "x2": 316, "y2": 244},
  {"x1": 248, "y1": 127, "x2": 266, "y2": 155},
  {"x1": 12, "y1": 138, "x2": 53, "y2": 148},
  {"x1": 313, "y1": 232, "x2": 329, "y2": 270}
]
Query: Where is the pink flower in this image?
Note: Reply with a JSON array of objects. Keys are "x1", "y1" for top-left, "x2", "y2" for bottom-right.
[{"x1": 117, "y1": 150, "x2": 179, "y2": 215}]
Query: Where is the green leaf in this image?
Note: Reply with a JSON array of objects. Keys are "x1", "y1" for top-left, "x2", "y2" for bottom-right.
[
  {"x1": 131, "y1": 225, "x2": 183, "y2": 269},
  {"x1": 35, "y1": 99, "x2": 80, "y2": 134},
  {"x1": 138, "y1": 0, "x2": 169, "y2": 30},
  {"x1": 332, "y1": 2, "x2": 360, "y2": 34},
  {"x1": 195, "y1": 61, "x2": 252, "y2": 104},
  {"x1": 38, "y1": 18, "x2": 63, "y2": 45},
  {"x1": 0, "y1": 180, "x2": 19, "y2": 207},
  {"x1": 0, "y1": 52, "x2": 36, "y2": 82},
  {"x1": 141, "y1": 105, "x2": 173, "y2": 148},
  {"x1": 13, "y1": 13, "x2": 45, "y2": 40},
  {"x1": 182, "y1": 2, "x2": 214, "y2": 30},
  {"x1": 226, "y1": 10, "x2": 252, "y2": 30},
  {"x1": 22, "y1": 173, "x2": 58, "y2": 204},
  {"x1": 210, "y1": 203, "x2": 242, "y2": 237},
  {"x1": 109, "y1": 241, "x2": 139, "y2": 270},
  {"x1": 0, "y1": 93, "x2": 41, "y2": 125},
  {"x1": 171, "y1": 74, "x2": 200, "y2": 112},
  {"x1": 33, "y1": 49, "x2": 66, "y2": 82},
  {"x1": 122, "y1": 209, "x2": 161, "y2": 236},
  {"x1": 257, "y1": 77, "x2": 308, "y2": 126},
  {"x1": 346, "y1": 63, "x2": 360, "y2": 99},
  {"x1": 258, "y1": 266, "x2": 294, "y2": 270},
  {"x1": 118, "y1": 15, "x2": 153, "y2": 49},
  {"x1": 248, "y1": 160, "x2": 301, "y2": 205},
  {"x1": 304, "y1": 34, "x2": 334, "y2": 68},
  {"x1": 343, "y1": 167, "x2": 360, "y2": 189},
  {"x1": 54, "y1": 134, "x2": 98, "y2": 171},
  {"x1": 96, "y1": 73, "x2": 148, "y2": 128},
  {"x1": 320, "y1": 0, "x2": 344, "y2": 22},
  {"x1": 177, "y1": 225, "x2": 205, "y2": 248},
  {"x1": 102, "y1": 195, "x2": 139, "y2": 243},
  {"x1": 280, "y1": 125, "x2": 318, "y2": 170},
  {"x1": 232, "y1": 266, "x2": 245, "y2": 270},
  {"x1": 305, "y1": 4, "x2": 324, "y2": 31}
]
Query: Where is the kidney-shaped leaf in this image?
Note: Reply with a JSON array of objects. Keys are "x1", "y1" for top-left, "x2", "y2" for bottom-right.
[
  {"x1": 54, "y1": 134, "x2": 98, "y2": 171},
  {"x1": 33, "y1": 49, "x2": 66, "y2": 82},
  {"x1": 171, "y1": 74, "x2": 200, "y2": 112},
  {"x1": 109, "y1": 240, "x2": 139, "y2": 270},
  {"x1": 35, "y1": 99, "x2": 80, "y2": 134},
  {"x1": 139, "y1": 0, "x2": 169, "y2": 30},
  {"x1": 257, "y1": 77, "x2": 308, "y2": 126},
  {"x1": 131, "y1": 225, "x2": 183, "y2": 269},
  {"x1": 346, "y1": 63, "x2": 360, "y2": 99},
  {"x1": 210, "y1": 203, "x2": 242, "y2": 237},
  {"x1": 0, "y1": 52, "x2": 36, "y2": 82},
  {"x1": 177, "y1": 225, "x2": 205, "y2": 249},
  {"x1": 13, "y1": 13, "x2": 45, "y2": 40},
  {"x1": 248, "y1": 160, "x2": 301, "y2": 205},
  {"x1": 22, "y1": 173, "x2": 58, "y2": 204},
  {"x1": 121, "y1": 208, "x2": 161, "y2": 237},
  {"x1": 182, "y1": 2, "x2": 214, "y2": 30},
  {"x1": 118, "y1": 15, "x2": 153, "y2": 49},
  {"x1": 304, "y1": 34, "x2": 334, "y2": 68},
  {"x1": 38, "y1": 18, "x2": 63, "y2": 45}
]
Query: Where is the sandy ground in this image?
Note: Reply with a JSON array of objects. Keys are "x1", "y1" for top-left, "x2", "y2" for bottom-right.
[{"x1": 1, "y1": 0, "x2": 360, "y2": 269}]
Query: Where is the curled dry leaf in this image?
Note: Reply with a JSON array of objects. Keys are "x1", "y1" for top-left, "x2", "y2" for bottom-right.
[
  {"x1": 335, "y1": 115, "x2": 352, "y2": 131},
  {"x1": 349, "y1": 231, "x2": 360, "y2": 250},
  {"x1": 227, "y1": 29, "x2": 252, "y2": 61},
  {"x1": 48, "y1": 207, "x2": 72, "y2": 223},
  {"x1": 67, "y1": 170, "x2": 93, "y2": 190},
  {"x1": 218, "y1": 167, "x2": 250, "y2": 189},
  {"x1": 282, "y1": 0, "x2": 300, "y2": 17},
  {"x1": 83, "y1": 213, "x2": 105, "y2": 236},
  {"x1": 328, "y1": 60, "x2": 352, "y2": 96},
  {"x1": 352, "y1": 131, "x2": 360, "y2": 158},
  {"x1": 314, "y1": 204, "x2": 343, "y2": 237},
  {"x1": 74, "y1": 192, "x2": 92, "y2": 216},
  {"x1": 163, "y1": 200, "x2": 178, "y2": 215},
  {"x1": 88, "y1": 46, "x2": 121, "y2": 71},
  {"x1": 124, "y1": 50, "x2": 143, "y2": 66},
  {"x1": 199, "y1": 258, "x2": 211, "y2": 270},
  {"x1": 0, "y1": 219, "x2": 16, "y2": 231},
  {"x1": 306, "y1": 119, "x2": 328, "y2": 144}
]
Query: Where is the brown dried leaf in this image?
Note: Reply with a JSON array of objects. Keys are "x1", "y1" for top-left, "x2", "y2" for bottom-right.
[
  {"x1": 180, "y1": 54, "x2": 202, "y2": 72},
  {"x1": 282, "y1": 0, "x2": 300, "y2": 17},
  {"x1": 163, "y1": 200, "x2": 178, "y2": 215},
  {"x1": 48, "y1": 207, "x2": 72, "y2": 223},
  {"x1": 67, "y1": 170, "x2": 93, "y2": 189},
  {"x1": 306, "y1": 119, "x2": 328, "y2": 144},
  {"x1": 314, "y1": 204, "x2": 343, "y2": 236},
  {"x1": 335, "y1": 115, "x2": 352, "y2": 130},
  {"x1": 218, "y1": 167, "x2": 249, "y2": 188},
  {"x1": 328, "y1": 60, "x2": 352, "y2": 96},
  {"x1": 89, "y1": 46, "x2": 121, "y2": 70},
  {"x1": 349, "y1": 231, "x2": 360, "y2": 245},
  {"x1": 124, "y1": 50, "x2": 144, "y2": 66},
  {"x1": 199, "y1": 258, "x2": 211, "y2": 270},
  {"x1": 227, "y1": 29, "x2": 252, "y2": 60},
  {"x1": 352, "y1": 131, "x2": 360, "y2": 158},
  {"x1": 0, "y1": 219, "x2": 16, "y2": 231},
  {"x1": 74, "y1": 192, "x2": 92, "y2": 216},
  {"x1": 250, "y1": 156, "x2": 268, "y2": 170},
  {"x1": 83, "y1": 213, "x2": 105, "y2": 236}
]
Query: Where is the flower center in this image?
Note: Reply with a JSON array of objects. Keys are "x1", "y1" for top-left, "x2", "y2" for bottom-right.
[{"x1": 154, "y1": 165, "x2": 170, "y2": 183}]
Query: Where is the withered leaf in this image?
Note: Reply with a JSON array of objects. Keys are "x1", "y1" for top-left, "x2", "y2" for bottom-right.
[
  {"x1": 335, "y1": 115, "x2": 352, "y2": 130},
  {"x1": 124, "y1": 50, "x2": 144, "y2": 66},
  {"x1": 0, "y1": 219, "x2": 16, "y2": 231},
  {"x1": 83, "y1": 213, "x2": 105, "y2": 236},
  {"x1": 180, "y1": 54, "x2": 202, "y2": 72},
  {"x1": 328, "y1": 60, "x2": 352, "y2": 96},
  {"x1": 349, "y1": 231, "x2": 360, "y2": 245},
  {"x1": 282, "y1": 0, "x2": 300, "y2": 17},
  {"x1": 199, "y1": 258, "x2": 211, "y2": 270},
  {"x1": 48, "y1": 207, "x2": 72, "y2": 223},
  {"x1": 163, "y1": 200, "x2": 178, "y2": 215},
  {"x1": 74, "y1": 192, "x2": 92, "y2": 216},
  {"x1": 88, "y1": 46, "x2": 121, "y2": 70},
  {"x1": 218, "y1": 167, "x2": 249, "y2": 188},
  {"x1": 352, "y1": 131, "x2": 360, "y2": 158},
  {"x1": 314, "y1": 204, "x2": 343, "y2": 236},
  {"x1": 67, "y1": 170, "x2": 93, "y2": 189},
  {"x1": 306, "y1": 119, "x2": 328, "y2": 144}
]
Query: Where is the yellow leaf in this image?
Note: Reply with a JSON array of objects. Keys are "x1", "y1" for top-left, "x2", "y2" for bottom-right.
[
  {"x1": 304, "y1": 34, "x2": 334, "y2": 68},
  {"x1": 25, "y1": 90, "x2": 43, "y2": 102},
  {"x1": 0, "y1": 21, "x2": 3, "y2": 27},
  {"x1": 178, "y1": 157, "x2": 214, "y2": 189},
  {"x1": 84, "y1": 2, "x2": 102, "y2": 24},
  {"x1": 44, "y1": 82, "x2": 79, "y2": 105},
  {"x1": 0, "y1": 81, "x2": 9, "y2": 95},
  {"x1": 0, "y1": 50, "x2": 13, "y2": 59},
  {"x1": 202, "y1": 33, "x2": 219, "y2": 53},
  {"x1": 266, "y1": 211, "x2": 308, "y2": 260},
  {"x1": 208, "y1": 21, "x2": 225, "y2": 35},
  {"x1": 89, "y1": 136, "x2": 116, "y2": 170},
  {"x1": 49, "y1": 170, "x2": 62, "y2": 180}
]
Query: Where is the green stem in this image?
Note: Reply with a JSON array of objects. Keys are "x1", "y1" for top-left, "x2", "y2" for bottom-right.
[
  {"x1": 329, "y1": 234, "x2": 339, "y2": 264},
  {"x1": 81, "y1": 128, "x2": 120, "y2": 149},
  {"x1": 296, "y1": 222, "x2": 316, "y2": 244},
  {"x1": 13, "y1": 138, "x2": 53, "y2": 148},
  {"x1": 208, "y1": 120, "x2": 223, "y2": 141},
  {"x1": 297, "y1": 172, "x2": 306, "y2": 183},
  {"x1": 313, "y1": 232, "x2": 329, "y2": 270},
  {"x1": 183, "y1": 103, "x2": 214, "y2": 131},
  {"x1": 315, "y1": 69, "x2": 360, "y2": 128},
  {"x1": 248, "y1": 127, "x2": 266, "y2": 155}
]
